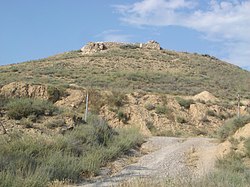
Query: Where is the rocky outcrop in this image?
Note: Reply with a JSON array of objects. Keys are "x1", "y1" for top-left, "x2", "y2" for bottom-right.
[
  {"x1": 81, "y1": 42, "x2": 107, "y2": 54},
  {"x1": 140, "y1": 40, "x2": 161, "y2": 50},
  {"x1": 55, "y1": 89, "x2": 85, "y2": 109},
  {"x1": 0, "y1": 82, "x2": 48, "y2": 99}
]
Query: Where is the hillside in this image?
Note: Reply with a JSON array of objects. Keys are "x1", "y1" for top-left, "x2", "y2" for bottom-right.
[
  {"x1": 0, "y1": 41, "x2": 250, "y2": 99},
  {"x1": 1, "y1": 41, "x2": 250, "y2": 186}
]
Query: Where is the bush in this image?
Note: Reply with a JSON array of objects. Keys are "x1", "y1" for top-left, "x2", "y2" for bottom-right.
[
  {"x1": 206, "y1": 110, "x2": 217, "y2": 117},
  {"x1": 176, "y1": 97, "x2": 194, "y2": 109},
  {"x1": 144, "y1": 103, "x2": 155, "y2": 111},
  {"x1": 176, "y1": 116, "x2": 187, "y2": 124},
  {"x1": 217, "y1": 115, "x2": 250, "y2": 141},
  {"x1": 120, "y1": 44, "x2": 139, "y2": 50},
  {"x1": 117, "y1": 110, "x2": 129, "y2": 124},
  {"x1": 155, "y1": 105, "x2": 170, "y2": 115},
  {"x1": 146, "y1": 121, "x2": 157, "y2": 134},
  {"x1": 45, "y1": 118, "x2": 65, "y2": 129},
  {"x1": 6, "y1": 98, "x2": 57, "y2": 120},
  {"x1": 20, "y1": 118, "x2": 33, "y2": 128},
  {"x1": 47, "y1": 86, "x2": 61, "y2": 103},
  {"x1": 0, "y1": 115, "x2": 143, "y2": 186},
  {"x1": 107, "y1": 91, "x2": 128, "y2": 108}
]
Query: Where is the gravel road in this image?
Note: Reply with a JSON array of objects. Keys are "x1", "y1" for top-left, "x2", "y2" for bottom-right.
[{"x1": 75, "y1": 137, "x2": 218, "y2": 187}]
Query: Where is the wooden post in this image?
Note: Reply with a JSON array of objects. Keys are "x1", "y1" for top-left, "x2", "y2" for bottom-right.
[
  {"x1": 237, "y1": 94, "x2": 240, "y2": 118},
  {"x1": 84, "y1": 91, "x2": 89, "y2": 122}
]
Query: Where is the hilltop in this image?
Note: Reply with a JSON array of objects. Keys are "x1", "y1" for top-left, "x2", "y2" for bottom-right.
[{"x1": 0, "y1": 41, "x2": 249, "y2": 99}]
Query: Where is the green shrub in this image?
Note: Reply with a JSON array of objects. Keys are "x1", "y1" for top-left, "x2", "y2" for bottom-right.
[
  {"x1": 218, "y1": 113, "x2": 229, "y2": 120},
  {"x1": 107, "y1": 91, "x2": 128, "y2": 108},
  {"x1": 45, "y1": 118, "x2": 65, "y2": 129},
  {"x1": 47, "y1": 85, "x2": 68, "y2": 102},
  {"x1": 144, "y1": 103, "x2": 155, "y2": 111},
  {"x1": 120, "y1": 44, "x2": 139, "y2": 50},
  {"x1": 176, "y1": 97, "x2": 194, "y2": 109},
  {"x1": 6, "y1": 98, "x2": 57, "y2": 120},
  {"x1": 146, "y1": 121, "x2": 157, "y2": 134},
  {"x1": 176, "y1": 116, "x2": 187, "y2": 124},
  {"x1": 47, "y1": 86, "x2": 61, "y2": 103},
  {"x1": 20, "y1": 118, "x2": 33, "y2": 128},
  {"x1": 117, "y1": 110, "x2": 129, "y2": 124},
  {"x1": 217, "y1": 115, "x2": 250, "y2": 141},
  {"x1": 206, "y1": 110, "x2": 217, "y2": 117},
  {"x1": 155, "y1": 105, "x2": 170, "y2": 115}
]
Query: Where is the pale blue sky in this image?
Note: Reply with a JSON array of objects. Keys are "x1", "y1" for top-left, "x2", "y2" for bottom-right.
[{"x1": 0, "y1": 0, "x2": 249, "y2": 70}]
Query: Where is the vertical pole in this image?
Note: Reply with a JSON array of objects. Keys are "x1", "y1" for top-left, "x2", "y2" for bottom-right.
[
  {"x1": 84, "y1": 91, "x2": 89, "y2": 122},
  {"x1": 237, "y1": 94, "x2": 240, "y2": 118}
]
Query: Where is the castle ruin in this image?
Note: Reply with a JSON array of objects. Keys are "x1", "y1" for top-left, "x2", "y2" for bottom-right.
[{"x1": 80, "y1": 40, "x2": 161, "y2": 54}]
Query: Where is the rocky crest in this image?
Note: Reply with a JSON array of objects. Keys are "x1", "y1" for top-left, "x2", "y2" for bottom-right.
[{"x1": 81, "y1": 40, "x2": 161, "y2": 54}]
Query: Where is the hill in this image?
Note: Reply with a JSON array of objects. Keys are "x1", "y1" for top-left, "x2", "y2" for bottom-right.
[
  {"x1": 0, "y1": 41, "x2": 250, "y2": 99},
  {"x1": 1, "y1": 41, "x2": 250, "y2": 186}
]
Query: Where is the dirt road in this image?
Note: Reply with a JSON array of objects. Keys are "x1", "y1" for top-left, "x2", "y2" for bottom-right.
[{"x1": 76, "y1": 137, "x2": 218, "y2": 187}]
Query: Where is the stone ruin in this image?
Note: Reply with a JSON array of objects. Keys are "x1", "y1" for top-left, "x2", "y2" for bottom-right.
[
  {"x1": 80, "y1": 42, "x2": 107, "y2": 54},
  {"x1": 141, "y1": 40, "x2": 161, "y2": 50},
  {"x1": 80, "y1": 40, "x2": 161, "y2": 54}
]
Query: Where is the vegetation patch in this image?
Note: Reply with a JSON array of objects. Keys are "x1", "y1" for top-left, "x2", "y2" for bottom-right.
[
  {"x1": 144, "y1": 103, "x2": 155, "y2": 111},
  {"x1": 6, "y1": 98, "x2": 58, "y2": 120},
  {"x1": 0, "y1": 115, "x2": 143, "y2": 186},
  {"x1": 107, "y1": 91, "x2": 128, "y2": 108},
  {"x1": 206, "y1": 110, "x2": 217, "y2": 117},
  {"x1": 47, "y1": 85, "x2": 68, "y2": 103},
  {"x1": 176, "y1": 97, "x2": 194, "y2": 109},
  {"x1": 176, "y1": 116, "x2": 188, "y2": 124},
  {"x1": 155, "y1": 105, "x2": 170, "y2": 115},
  {"x1": 120, "y1": 44, "x2": 139, "y2": 50},
  {"x1": 217, "y1": 115, "x2": 250, "y2": 141},
  {"x1": 44, "y1": 117, "x2": 66, "y2": 129}
]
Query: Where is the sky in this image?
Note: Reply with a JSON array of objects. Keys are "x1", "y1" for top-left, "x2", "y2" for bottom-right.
[{"x1": 0, "y1": 0, "x2": 249, "y2": 70}]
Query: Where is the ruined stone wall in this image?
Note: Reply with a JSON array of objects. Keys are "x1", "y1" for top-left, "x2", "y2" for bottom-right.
[
  {"x1": 141, "y1": 40, "x2": 161, "y2": 50},
  {"x1": 81, "y1": 40, "x2": 161, "y2": 54}
]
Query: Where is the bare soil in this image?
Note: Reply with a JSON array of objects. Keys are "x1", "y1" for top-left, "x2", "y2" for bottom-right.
[{"x1": 75, "y1": 136, "x2": 219, "y2": 187}]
